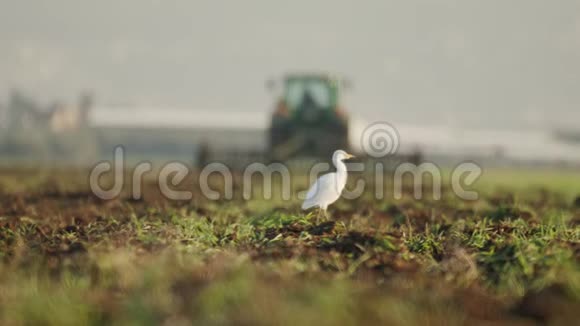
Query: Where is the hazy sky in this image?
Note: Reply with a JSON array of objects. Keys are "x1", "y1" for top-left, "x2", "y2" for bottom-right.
[{"x1": 1, "y1": 0, "x2": 579, "y2": 129}]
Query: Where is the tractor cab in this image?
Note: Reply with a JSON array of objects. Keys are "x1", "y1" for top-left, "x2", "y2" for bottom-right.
[
  {"x1": 283, "y1": 75, "x2": 338, "y2": 123},
  {"x1": 269, "y1": 73, "x2": 350, "y2": 161}
]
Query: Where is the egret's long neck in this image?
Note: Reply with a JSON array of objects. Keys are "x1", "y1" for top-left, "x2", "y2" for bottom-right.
[{"x1": 334, "y1": 158, "x2": 347, "y2": 178}]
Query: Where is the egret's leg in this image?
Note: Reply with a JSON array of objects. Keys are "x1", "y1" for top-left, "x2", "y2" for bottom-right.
[
  {"x1": 323, "y1": 207, "x2": 329, "y2": 221},
  {"x1": 316, "y1": 208, "x2": 322, "y2": 224}
]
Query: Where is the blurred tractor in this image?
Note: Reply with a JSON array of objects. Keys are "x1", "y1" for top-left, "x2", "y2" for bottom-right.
[{"x1": 268, "y1": 74, "x2": 350, "y2": 161}]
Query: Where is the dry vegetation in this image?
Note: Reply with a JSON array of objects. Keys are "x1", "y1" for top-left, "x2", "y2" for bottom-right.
[{"x1": 0, "y1": 167, "x2": 579, "y2": 325}]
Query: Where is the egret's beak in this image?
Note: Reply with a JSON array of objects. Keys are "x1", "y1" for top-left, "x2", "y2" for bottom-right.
[{"x1": 346, "y1": 153, "x2": 356, "y2": 159}]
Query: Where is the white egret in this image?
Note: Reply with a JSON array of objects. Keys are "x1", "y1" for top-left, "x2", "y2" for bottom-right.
[{"x1": 302, "y1": 150, "x2": 355, "y2": 221}]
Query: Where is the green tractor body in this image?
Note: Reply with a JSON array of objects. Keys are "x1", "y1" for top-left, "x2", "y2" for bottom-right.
[{"x1": 269, "y1": 74, "x2": 349, "y2": 161}]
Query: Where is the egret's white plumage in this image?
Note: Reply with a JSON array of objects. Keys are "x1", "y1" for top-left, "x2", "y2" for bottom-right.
[{"x1": 302, "y1": 150, "x2": 355, "y2": 220}]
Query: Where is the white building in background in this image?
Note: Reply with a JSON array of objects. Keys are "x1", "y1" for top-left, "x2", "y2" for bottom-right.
[
  {"x1": 91, "y1": 106, "x2": 270, "y2": 130},
  {"x1": 91, "y1": 106, "x2": 270, "y2": 152}
]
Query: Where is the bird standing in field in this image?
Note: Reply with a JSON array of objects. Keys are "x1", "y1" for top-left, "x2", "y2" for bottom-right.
[{"x1": 302, "y1": 150, "x2": 355, "y2": 222}]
